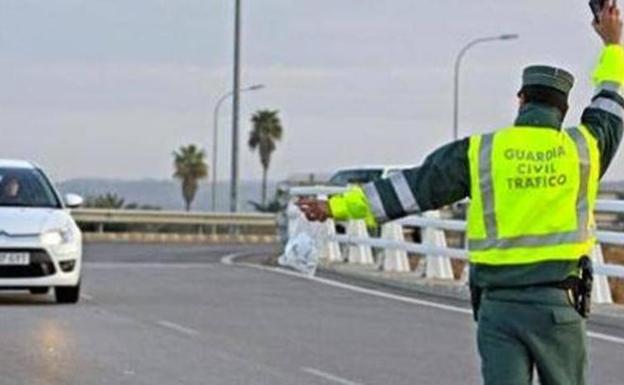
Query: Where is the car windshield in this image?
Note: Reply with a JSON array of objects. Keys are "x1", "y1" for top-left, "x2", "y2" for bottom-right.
[
  {"x1": 329, "y1": 169, "x2": 384, "y2": 186},
  {"x1": 0, "y1": 167, "x2": 61, "y2": 208}
]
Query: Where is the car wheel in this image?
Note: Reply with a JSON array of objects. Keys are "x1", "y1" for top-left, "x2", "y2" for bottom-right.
[
  {"x1": 55, "y1": 283, "x2": 80, "y2": 304},
  {"x1": 29, "y1": 287, "x2": 49, "y2": 295}
]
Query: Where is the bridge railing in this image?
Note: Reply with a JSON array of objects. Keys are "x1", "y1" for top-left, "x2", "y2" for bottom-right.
[{"x1": 287, "y1": 186, "x2": 624, "y2": 304}]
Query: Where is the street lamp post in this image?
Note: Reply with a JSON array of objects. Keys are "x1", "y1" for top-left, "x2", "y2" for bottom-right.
[
  {"x1": 453, "y1": 34, "x2": 519, "y2": 140},
  {"x1": 211, "y1": 84, "x2": 264, "y2": 212}
]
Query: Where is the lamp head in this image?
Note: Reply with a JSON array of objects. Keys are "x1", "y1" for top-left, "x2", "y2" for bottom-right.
[{"x1": 499, "y1": 34, "x2": 519, "y2": 40}]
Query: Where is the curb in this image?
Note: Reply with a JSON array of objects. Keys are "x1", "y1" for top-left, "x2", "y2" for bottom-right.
[{"x1": 318, "y1": 263, "x2": 472, "y2": 306}]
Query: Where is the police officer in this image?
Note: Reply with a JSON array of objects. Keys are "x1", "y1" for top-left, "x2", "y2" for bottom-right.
[{"x1": 298, "y1": 2, "x2": 623, "y2": 384}]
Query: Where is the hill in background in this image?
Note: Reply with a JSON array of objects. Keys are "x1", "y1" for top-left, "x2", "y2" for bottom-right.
[{"x1": 58, "y1": 178, "x2": 276, "y2": 212}]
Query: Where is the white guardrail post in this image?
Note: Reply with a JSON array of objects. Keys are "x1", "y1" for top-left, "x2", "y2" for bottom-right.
[
  {"x1": 590, "y1": 244, "x2": 614, "y2": 304},
  {"x1": 422, "y1": 211, "x2": 454, "y2": 280},
  {"x1": 380, "y1": 222, "x2": 410, "y2": 272},
  {"x1": 322, "y1": 218, "x2": 343, "y2": 262},
  {"x1": 347, "y1": 220, "x2": 374, "y2": 265},
  {"x1": 317, "y1": 194, "x2": 342, "y2": 262}
]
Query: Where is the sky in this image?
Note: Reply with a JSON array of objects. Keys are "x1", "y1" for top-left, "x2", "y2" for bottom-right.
[{"x1": 1, "y1": 0, "x2": 623, "y2": 182}]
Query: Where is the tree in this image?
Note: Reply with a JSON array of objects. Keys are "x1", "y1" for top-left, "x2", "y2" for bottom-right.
[
  {"x1": 173, "y1": 144, "x2": 208, "y2": 211},
  {"x1": 248, "y1": 110, "x2": 283, "y2": 205}
]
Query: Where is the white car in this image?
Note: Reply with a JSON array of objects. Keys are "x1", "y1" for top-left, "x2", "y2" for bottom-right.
[{"x1": 0, "y1": 160, "x2": 83, "y2": 303}]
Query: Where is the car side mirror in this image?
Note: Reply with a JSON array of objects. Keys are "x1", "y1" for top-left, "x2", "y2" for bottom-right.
[{"x1": 64, "y1": 193, "x2": 84, "y2": 208}]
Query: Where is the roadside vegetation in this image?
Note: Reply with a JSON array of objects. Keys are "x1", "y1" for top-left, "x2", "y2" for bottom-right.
[
  {"x1": 81, "y1": 193, "x2": 161, "y2": 233},
  {"x1": 85, "y1": 193, "x2": 161, "y2": 210},
  {"x1": 248, "y1": 188, "x2": 288, "y2": 213}
]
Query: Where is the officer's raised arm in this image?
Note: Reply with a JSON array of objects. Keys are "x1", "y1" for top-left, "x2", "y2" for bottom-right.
[{"x1": 581, "y1": 0, "x2": 624, "y2": 177}]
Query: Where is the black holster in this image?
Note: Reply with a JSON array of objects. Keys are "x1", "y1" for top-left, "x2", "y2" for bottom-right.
[
  {"x1": 470, "y1": 285, "x2": 482, "y2": 322},
  {"x1": 470, "y1": 256, "x2": 593, "y2": 321},
  {"x1": 573, "y1": 256, "x2": 594, "y2": 318},
  {"x1": 543, "y1": 256, "x2": 593, "y2": 318}
]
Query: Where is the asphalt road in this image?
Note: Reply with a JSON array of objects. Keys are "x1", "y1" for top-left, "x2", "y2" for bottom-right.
[{"x1": 0, "y1": 243, "x2": 621, "y2": 385}]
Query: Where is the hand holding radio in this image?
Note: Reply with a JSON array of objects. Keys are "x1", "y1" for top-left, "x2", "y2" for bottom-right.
[{"x1": 591, "y1": 0, "x2": 622, "y2": 45}]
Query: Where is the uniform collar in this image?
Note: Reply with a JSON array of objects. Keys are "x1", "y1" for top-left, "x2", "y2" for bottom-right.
[{"x1": 514, "y1": 103, "x2": 563, "y2": 130}]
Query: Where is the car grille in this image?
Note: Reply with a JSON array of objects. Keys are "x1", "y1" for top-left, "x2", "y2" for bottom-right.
[{"x1": 0, "y1": 249, "x2": 56, "y2": 278}]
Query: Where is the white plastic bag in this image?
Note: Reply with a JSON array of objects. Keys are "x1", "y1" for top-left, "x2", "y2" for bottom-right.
[{"x1": 278, "y1": 207, "x2": 325, "y2": 276}]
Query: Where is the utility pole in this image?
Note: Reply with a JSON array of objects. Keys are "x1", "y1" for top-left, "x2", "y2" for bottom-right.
[{"x1": 230, "y1": 0, "x2": 242, "y2": 212}]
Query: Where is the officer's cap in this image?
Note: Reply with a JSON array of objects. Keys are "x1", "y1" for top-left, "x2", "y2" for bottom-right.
[{"x1": 520, "y1": 65, "x2": 575, "y2": 96}]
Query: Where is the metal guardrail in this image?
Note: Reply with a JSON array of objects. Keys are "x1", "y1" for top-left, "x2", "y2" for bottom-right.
[
  {"x1": 71, "y1": 209, "x2": 277, "y2": 233},
  {"x1": 596, "y1": 199, "x2": 624, "y2": 213},
  {"x1": 287, "y1": 186, "x2": 624, "y2": 304},
  {"x1": 397, "y1": 214, "x2": 624, "y2": 278},
  {"x1": 331, "y1": 233, "x2": 470, "y2": 260},
  {"x1": 289, "y1": 186, "x2": 348, "y2": 196}
]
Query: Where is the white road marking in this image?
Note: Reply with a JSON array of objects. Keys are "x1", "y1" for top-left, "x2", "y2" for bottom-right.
[
  {"x1": 157, "y1": 320, "x2": 198, "y2": 336},
  {"x1": 220, "y1": 253, "x2": 243, "y2": 265},
  {"x1": 80, "y1": 294, "x2": 94, "y2": 301},
  {"x1": 587, "y1": 331, "x2": 624, "y2": 345},
  {"x1": 301, "y1": 367, "x2": 364, "y2": 385},
  {"x1": 223, "y1": 254, "x2": 624, "y2": 346},
  {"x1": 85, "y1": 262, "x2": 214, "y2": 269}
]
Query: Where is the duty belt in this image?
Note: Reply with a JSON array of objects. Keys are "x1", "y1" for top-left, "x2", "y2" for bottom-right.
[{"x1": 471, "y1": 256, "x2": 594, "y2": 320}]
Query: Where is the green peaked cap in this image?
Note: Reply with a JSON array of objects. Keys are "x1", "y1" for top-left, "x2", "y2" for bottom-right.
[{"x1": 521, "y1": 65, "x2": 575, "y2": 95}]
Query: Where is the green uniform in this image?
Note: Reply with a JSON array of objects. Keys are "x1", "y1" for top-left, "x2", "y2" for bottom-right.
[{"x1": 328, "y1": 45, "x2": 624, "y2": 385}]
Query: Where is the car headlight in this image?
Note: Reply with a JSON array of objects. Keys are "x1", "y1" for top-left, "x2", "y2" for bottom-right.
[{"x1": 41, "y1": 227, "x2": 74, "y2": 246}]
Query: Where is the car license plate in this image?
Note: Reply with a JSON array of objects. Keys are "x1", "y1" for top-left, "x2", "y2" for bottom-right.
[{"x1": 0, "y1": 252, "x2": 30, "y2": 265}]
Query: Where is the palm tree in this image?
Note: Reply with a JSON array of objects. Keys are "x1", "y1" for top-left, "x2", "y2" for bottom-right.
[
  {"x1": 248, "y1": 110, "x2": 283, "y2": 205},
  {"x1": 172, "y1": 144, "x2": 208, "y2": 211}
]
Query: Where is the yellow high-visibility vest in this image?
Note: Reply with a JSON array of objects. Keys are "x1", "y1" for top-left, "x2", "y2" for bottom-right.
[{"x1": 467, "y1": 126, "x2": 600, "y2": 265}]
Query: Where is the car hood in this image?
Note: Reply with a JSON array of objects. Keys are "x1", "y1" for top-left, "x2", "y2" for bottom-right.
[{"x1": 0, "y1": 207, "x2": 69, "y2": 236}]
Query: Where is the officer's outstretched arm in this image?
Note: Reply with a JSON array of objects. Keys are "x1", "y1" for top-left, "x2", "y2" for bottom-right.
[
  {"x1": 327, "y1": 139, "x2": 471, "y2": 226},
  {"x1": 581, "y1": 0, "x2": 624, "y2": 177}
]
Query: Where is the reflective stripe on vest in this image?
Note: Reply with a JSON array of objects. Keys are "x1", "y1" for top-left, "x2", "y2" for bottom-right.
[{"x1": 467, "y1": 126, "x2": 599, "y2": 265}]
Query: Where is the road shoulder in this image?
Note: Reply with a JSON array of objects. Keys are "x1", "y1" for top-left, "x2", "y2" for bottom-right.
[{"x1": 232, "y1": 253, "x2": 624, "y2": 336}]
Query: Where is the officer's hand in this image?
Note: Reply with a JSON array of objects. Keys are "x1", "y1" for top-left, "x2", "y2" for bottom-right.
[
  {"x1": 594, "y1": 0, "x2": 622, "y2": 45},
  {"x1": 296, "y1": 197, "x2": 331, "y2": 222}
]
